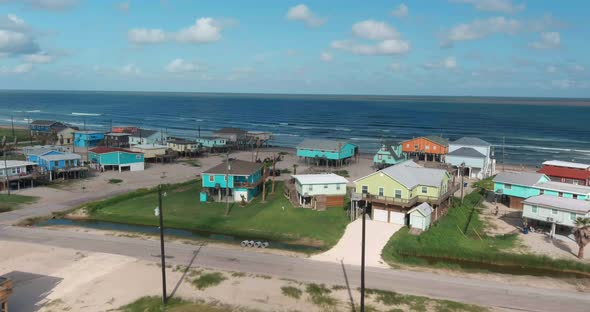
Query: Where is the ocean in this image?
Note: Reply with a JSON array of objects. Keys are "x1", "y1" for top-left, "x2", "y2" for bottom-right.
[{"x1": 0, "y1": 90, "x2": 589, "y2": 166}]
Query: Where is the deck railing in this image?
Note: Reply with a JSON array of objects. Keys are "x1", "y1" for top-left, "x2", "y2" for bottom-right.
[{"x1": 359, "y1": 183, "x2": 460, "y2": 207}]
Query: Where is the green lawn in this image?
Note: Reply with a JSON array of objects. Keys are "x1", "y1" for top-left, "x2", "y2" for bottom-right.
[
  {"x1": 118, "y1": 296, "x2": 259, "y2": 312},
  {"x1": 0, "y1": 128, "x2": 30, "y2": 142},
  {"x1": 382, "y1": 190, "x2": 590, "y2": 275},
  {"x1": 0, "y1": 194, "x2": 38, "y2": 212},
  {"x1": 84, "y1": 181, "x2": 349, "y2": 250}
]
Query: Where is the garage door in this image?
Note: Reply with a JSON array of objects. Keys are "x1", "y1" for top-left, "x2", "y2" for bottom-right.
[
  {"x1": 390, "y1": 211, "x2": 406, "y2": 225},
  {"x1": 373, "y1": 208, "x2": 389, "y2": 222}
]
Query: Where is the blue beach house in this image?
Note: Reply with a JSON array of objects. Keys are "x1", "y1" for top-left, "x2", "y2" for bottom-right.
[
  {"x1": 296, "y1": 139, "x2": 359, "y2": 167},
  {"x1": 25, "y1": 149, "x2": 84, "y2": 180},
  {"x1": 202, "y1": 160, "x2": 264, "y2": 202},
  {"x1": 74, "y1": 131, "x2": 105, "y2": 148},
  {"x1": 373, "y1": 142, "x2": 406, "y2": 169}
]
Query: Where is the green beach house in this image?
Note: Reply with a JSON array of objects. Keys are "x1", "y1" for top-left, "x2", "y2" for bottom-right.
[
  {"x1": 354, "y1": 160, "x2": 456, "y2": 226},
  {"x1": 373, "y1": 141, "x2": 406, "y2": 169}
]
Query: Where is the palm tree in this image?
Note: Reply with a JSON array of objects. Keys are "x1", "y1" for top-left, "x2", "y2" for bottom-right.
[{"x1": 573, "y1": 217, "x2": 590, "y2": 259}]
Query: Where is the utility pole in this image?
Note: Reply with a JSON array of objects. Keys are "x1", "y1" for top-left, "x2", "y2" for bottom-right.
[
  {"x1": 225, "y1": 152, "x2": 231, "y2": 216},
  {"x1": 157, "y1": 184, "x2": 167, "y2": 304},
  {"x1": 2, "y1": 136, "x2": 10, "y2": 196},
  {"x1": 271, "y1": 153, "x2": 276, "y2": 193},
  {"x1": 11, "y1": 116, "x2": 15, "y2": 138},
  {"x1": 262, "y1": 166, "x2": 267, "y2": 202},
  {"x1": 359, "y1": 199, "x2": 367, "y2": 312},
  {"x1": 460, "y1": 162, "x2": 465, "y2": 204}
]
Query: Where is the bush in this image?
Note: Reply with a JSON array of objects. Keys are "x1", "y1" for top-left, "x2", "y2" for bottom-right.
[
  {"x1": 192, "y1": 272, "x2": 226, "y2": 290},
  {"x1": 281, "y1": 286, "x2": 303, "y2": 299}
]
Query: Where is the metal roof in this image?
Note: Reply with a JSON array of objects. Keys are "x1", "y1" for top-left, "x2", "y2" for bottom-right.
[
  {"x1": 408, "y1": 202, "x2": 433, "y2": 216},
  {"x1": 292, "y1": 173, "x2": 348, "y2": 185},
  {"x1": 167, "y1": 138, "x2": 196, "y2": 145},
  {"x1": 0, "y1": 160, "x2": 37, "y2": 169},
  {"x1": 538, "y1": 166, "x2": 590, "y2": 181},
  {"x1": 89, "y1": 147, "x2": 141, "y2": 154},
  {"x1": 524, "y1": 195, "x2": 590, "y2": 213},
  {"x1": 106, "y1": 133, "x2": 131, "y2": 137},
  {"x1": 30, "y1": 120, "x2": 60, "y2": 126},
  {"x1": 132, "y1": 144, "x2": 167, "y2": 149},
  {"x1": 534, "y1": 181, "x2": 590, "y2": 195},
  {"x1": 379, "y1": 160, "x2": 448, "y2": 188},
  {"x1": 24, "y1": 147, "x2": 54, "y2": 156},
  {"x1": 493, "y1": 172, "x2": 546, "y2": 187},
  {"x1": 424, "y1": 135, "x2": 449, "y2": 147},
  {"x1": 74, "y1": 130, "x2": 103, "y2": 134},
  {"x1": 542, "y1": 160, "x2": 590, "y2": 170},
  {"x1": 452, "y1": 137, "x2": 492, "y2": 147},
  {"x1": 203, "y1": 160, "x2": 263, "y2": 176},
  {"x1": 297, "y1": 139, "x2": 355, "y2": 152},
  {"x1": 40, "y1": 153, "x2": 81, "y2": 161},
  {"x1": 447, "y1": 147, "x2": 486, "y2": 158},
  {"x1": 130, "y1": 129, "x2": 159, "y2": 138}
]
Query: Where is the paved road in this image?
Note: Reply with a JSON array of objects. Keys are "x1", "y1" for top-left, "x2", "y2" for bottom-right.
[{"x1": 1, "y1": 225, "x2": 589, "y2": 312}]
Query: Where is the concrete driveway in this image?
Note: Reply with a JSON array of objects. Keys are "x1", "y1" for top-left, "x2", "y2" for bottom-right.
[{"x1": 311, "y1": 217, "x2": 402, "y2": 268}]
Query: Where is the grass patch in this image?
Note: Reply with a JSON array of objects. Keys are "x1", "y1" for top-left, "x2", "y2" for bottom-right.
[
  {"x1": 108, "y1": 179, "x2": 123, "y2": 184},
  {"x1": 382, "y1": 190, "x2": 590, "y2": 276},
  {"x1": 118, "y1": 296, "x2": 259, "y2": 312},
  {"x1": 191, "y1": 272, "x2": 226, "y2": 290},
  {"x1": 230, "y1": 271, "x2": 247, "y2": 278},
  {"x1": 281, "y1": 286, "x2": 302, "y2": 299},
  {"x1": 365, "y1": 288, "x2": 488, "y2": 312},
  {"x1": 280, "y1": 168, "x2": 291, "y2": 174},
  {"x1": 332, "y1": 170, "x2": 349, "y2": 177},
  {"x1": 0, "y1": 128, "x2": 30, "y2": 143},
  {"x1": 473, "y1": 176, "x2": 494, "y2": 192},
  {"x1": 305, "y1": 283, "x2": 337, "y2": 308},
  {"x1": 84, "y1": 180, "x2": 348, "y2": 250},
  {"x1": 0, "y1": 194, "x2": 37, "y2": 212}
]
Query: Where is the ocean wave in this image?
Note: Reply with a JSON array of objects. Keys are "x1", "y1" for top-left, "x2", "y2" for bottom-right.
[
  {"x1": 274, "y1": 133, "x2": 300, "y2": 137},
  {"x1": 279, "y1": 122, "x2": 289, "y2": 126},
  {"x1": 25, "y1": 110, "x2": 41, "y2": 113},
  {"x1": 333, "y1": 127, "x2": 351, "y2": 132},
  {"x1": 69, "y1": 122, "x2": 105, "y2": 128},
  {"x1": 502, "y1": 144, "x2": 590, "y2": 154},
  {"x1": 71, "y1": 112, "x2": 102, "y2": 116},
  {"x1": 350, "y1": 137, "x2": 380, "y2": 142},
  {"x1": 511, "y1": 136, "x2": 589, "y2": 144}
]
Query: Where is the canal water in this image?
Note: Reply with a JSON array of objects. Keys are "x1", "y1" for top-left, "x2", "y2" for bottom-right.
[{"x1": 36, "y1": 218, "x2": 322, "y2": 253}]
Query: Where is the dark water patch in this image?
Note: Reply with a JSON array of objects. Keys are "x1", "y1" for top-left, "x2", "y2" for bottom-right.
[
  {"x1": 400, "y1": 254, "x2": 590, "y2": 279},
  {"x1": 36, "y1": 218, "x2": 322, "y2": 253}
]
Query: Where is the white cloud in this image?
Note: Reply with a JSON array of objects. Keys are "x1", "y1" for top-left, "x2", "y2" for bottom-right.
[
  {"x1": 529, "y1": 31, "x2": 560, "y2": 49},
  {"x1": 13, "y1": 63, "x2": 33, "y2": 73},
  {"x1": 332, "y1": 39, "x2": 410, "y2": 55},
  {"x1": 320, "y1": 51, "x2": 333, "y2": 62},
  {"x1": 441, "y1": 16, "x2": 521, "y2": 46},
  {"x1": 286, "y1": 4, "x2": 325, "y2": 27},
  {"x1": 25, "y1": 0, "x2": 79, "y2": 11},
  {"x1": 165, "y1": 58, "x2": 201, "y2": 73},
  {"x1": 452, "y1": 0, "x2": 525, "y2": 14},
  {"x1": 128, "y1": 18, "x2": 226, "y2": 44},
  {"x1": 128, "y1": 28, "x2": 167, "y2": 44},
  {"x1": 0, "y1": 14, "x2": 40, "y2": 56},
  {"x1": 22, "y1": 51, "x2": 54, "y2": 63},
  {"x1": 121, "y1": 64, "x2": 141, "y2": 75},
  {"x1": 391, "y1": 3, "x2": 409, "y2": 18},
  {"x1": 352, "y1": 20, "x2": 399, "y2": 40},
  {"x1": 423, "y1": 56, "x2": 458, "y2": 70},
  {"x1": 117, "y1": 1, "x2": 130, "y2": 12}
]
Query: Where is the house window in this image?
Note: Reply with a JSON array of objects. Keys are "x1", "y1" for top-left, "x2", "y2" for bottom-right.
[
  {"x1": 378, "y1": 154, "x2": 382, "y2": 160},
  {"x1": 336, "y1": 184, "x2": 341, "y2": 190},
  {"x1": 208, "y1": 175, "x2": 214, "y2": 182},
  {"x1": 425, "y1": 145, "x2": 430, "y2": 150},
  {"x1": 309, "y1": 185, "x2": 314, "y2": 191},
  {"x1": 433, "y1": 146, "x2": 437, "y2": 150},
  {"x1": 573, "y1": 180, "x2": 579, "y2": 185},
  {"x1": 361, "y1": 185, "x2": 368, "y2": 194},
  {"x1": 504, "y1": 184, "x2": 512, "y2": 190},
  {"x1": 570, "y1": 213, "x2": 577, "y2": 221},
  {"x1": 136, "y1": 155, "x2": 141, "y2": 160},
  {"x1": 324, "y1": 184, "x2": 329, "y2": 189},
  {"x1": 406, "y1": 143, "x2": 410, "y2": 148},
  {"x1": 421, "y1": 186, "x2": 428, "y2": 194},
  {"x1": 531, "y1": 205, "x2": 538, "y2": 213},
  {"x1": 378, "y1": 187, "x2": 384, "y2": 197},
  {"x1": 558, "y1": 192, "x2": 563, "y2": 197},
  {"x1": 573, "y1": 194, "x2": 578, "y2": 199},
  {"x1": 54, "y1": 161, "x2": 59, "y2": 166},
  {"x1": 539, "y1": 189, "x2": 544, "y2": 195},
  {"x1": 395, "y1": 190, "x2": 402, "y2": 198},
  {"x1": 551, "y1": 209, "x2": 558, "y2": 215}
]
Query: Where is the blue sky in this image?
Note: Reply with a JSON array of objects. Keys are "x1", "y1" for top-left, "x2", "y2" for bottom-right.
[{"x1": 0, "y1": 0, "x2": 588, "y2": 97}]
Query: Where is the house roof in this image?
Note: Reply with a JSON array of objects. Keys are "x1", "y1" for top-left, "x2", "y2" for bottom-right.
[
  {"x1": 452, "y1": 137, "x2": 492, "y2": 147},
  {"x1": 196, "y1": 136, "x2": 223, "y2": 140},
  {"x1": 130, "y1": 129, "x2": 158, "y2": 138},
  {"x1": 0, "y1": 160, "x2": 37, "y2": 169},
  {"x1": 106, "y1": 132, "x2": 131, "y2": 137},
  {"x1": 424, "y1": 135, "x2": 449, "y2": 147},
  {"x1": 534, "y1": 181, "x2": 590, "y2": 195},
  {"x1": 57, "y1": 127, "x2": 79, "y2": 133},
  {"x1": 132, "y1": 144, "x2": 167, "y2": 149},
  {"x1": 292, "y1": 173, "x2": 348, "y2": 185},
  {"x1": 524, "y1": 195, "x2": 590, "y2": 213},
  {"x1": 74, "y1": 130, "x2": 103, "y2": 135},
  {"x1": 40, "y1": 153, "x2": 81, "y2": 161},
  {"x1": 408, "y1": 202, "x2": 433, "y2": 216},
  {"x1": 541, "y1": 160, "x2": 590, "y2": 170},
  {"x1": 297, "y1": 139, "x2": 355, "y2": 152},
  {"x1": 377, "y1": 160, "x2": 448, "y2": 188},
  {"x1": 214, "y1": 127, "x2": 247, "y2": 135},
  {"x1": 538, "y1": 165, "x2": 590, "y2": 181},
  {"x1": 24, "y1": 147, "x2": 55, "y2": 156},
  {"x1": 493, "y1": 172, "x2": 546, "y2": 187},
  {"x1": 167, "y1": 138, "x2": 195, "y2": 145},
  {"x1": 203, "y1": 160, "x2": 263, "y2": 176},
  {"x1": 447, "y1": 147, "x2": 486, "y2": 158},
  {"x1": 30, "y1": 120, "x2": 60, "y2": 126},
  {"x1": 89, "y1": 147, "x2": 141, "y2": 154}
]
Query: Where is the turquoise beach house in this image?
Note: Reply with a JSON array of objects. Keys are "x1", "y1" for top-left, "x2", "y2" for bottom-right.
[
  {"x1": 74, "y1": 131, "x2": 105, "y2": 148},
  {"x1": 373, "y1": 142, "x2": 406, "y2": 169},
  {"x1": 494, "y1": 172, "x2": 590, "y2": 209},
  {"x1": 88, "y1": 147, "x2": 145, "y2": 172},
  {"x1": 296, "y1": 139, "x2": 358, "y2": 167},
  {"x1": 201, "y1": 160, "x2": 264, "y2": 202}
]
